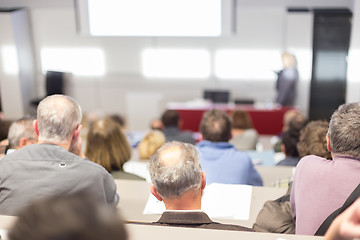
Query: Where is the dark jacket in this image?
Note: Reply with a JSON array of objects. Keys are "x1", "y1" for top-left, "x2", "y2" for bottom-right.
[{"x1": 153, "y1": 211, "x2": 253, "y2": 231}]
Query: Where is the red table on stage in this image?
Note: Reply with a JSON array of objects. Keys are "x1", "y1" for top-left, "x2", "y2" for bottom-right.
[{"x1": 169, "y1": 104, "x2": 293, "y2": 135}]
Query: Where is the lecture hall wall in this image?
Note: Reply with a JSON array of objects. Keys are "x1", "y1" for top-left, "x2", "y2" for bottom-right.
[{"x1": 0, "y1": 0, "x2": 359, "y2": 131}]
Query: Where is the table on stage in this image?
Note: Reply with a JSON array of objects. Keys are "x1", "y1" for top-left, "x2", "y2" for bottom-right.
[
  {"x1": 115, "y1": 179, "x2": 287, "y2": 228},
  {"x1": 168, "y1": 103, "x2": 293, "y2": 135}
]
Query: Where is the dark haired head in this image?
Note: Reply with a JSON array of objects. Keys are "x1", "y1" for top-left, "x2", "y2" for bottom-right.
[
  {"x1": 161, "y1": 110, "x2": 179, "y2": 127},
  {"x1": 231, "y1": 110, "x2": 253, "y2": 129},
  {"x1": 282, "y1": 128, "x2": 300, "y2": 157},
  {"x1": 200, "y1": 109, "x2": 232, "y2": 142}
]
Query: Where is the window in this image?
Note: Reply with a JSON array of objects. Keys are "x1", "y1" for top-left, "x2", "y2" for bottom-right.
[
  {"x1": 87, "y1": 0, "x2": 222, "y2": 36},
  {"x1": 142, "y1": 49, "x2": 210, "y2": 79},
  {"x1": 1, "y1": 45, "x2": 19, "y2": 75},
  {"x1": 40, "y1": 48, "x2": 105, "y2": 76},
  {"x1": 215, "y1": 49, "x2": 282, "y2": 80}
]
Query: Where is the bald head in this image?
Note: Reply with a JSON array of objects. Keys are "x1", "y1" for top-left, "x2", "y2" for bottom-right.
[
  {"x1": 37, "y1": 95, "x2": 82, "y2": 144},
  {"x1": 149, "y1": 142, "x2": 202, "y2": 199}
]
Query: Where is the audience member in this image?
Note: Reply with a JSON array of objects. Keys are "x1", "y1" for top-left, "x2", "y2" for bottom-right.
[
  {"x1": 297, "y1": 120, "x2": 331, "y2": 159},
  {"x1": 123, "y1": 130, "x2": 165, "y2": 181},
  {"x1": 276, "y1": 128, "x2": 301, "y2": 166},
  {"x1": 85, "y1": 117, "x2": 144, "y2": 181},
  {"x1": 138, "y1": 130, "x2": 166, "y2": 160},
  {"x1": 254, "y1": 121, "x2": 332, "y2": 234},
  {"x1": 324, "y1": 198, "x2": 360, "y2": 240},
  {"x1": 273, "y1": 109, "x2": 303, "y2": 153},
  {"x1": 8, "y1": 192, "x2": 128, "y2": 240},
  {"x1": 161, "y1": 109, "x2": 195, "y2": 144},
  {"x1": 6, "y1": 117, "x2": 37, "y2": 154},
  {"x1": 197, "y1": 109, "x2": 262, "y2": 186},
  {"x1": 229, "y1": 110, "x2": 258, "y2": 151},
  {"x1": 291, "y1": 103, "x2": 360, "y2": 235},
  {"x1": 149, "y1": 141, "x2": 252, "y2": 231},
  {"x1": 0, "y1": 95, "x2": 118, "y2": 215}
]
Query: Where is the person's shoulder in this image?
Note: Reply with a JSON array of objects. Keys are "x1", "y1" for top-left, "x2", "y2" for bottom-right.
[
  {"x1": 231, "y1": 147, "x2": 251, "y2": 159},
  {"x1": 76, "y1": 157, "x2": 108, "y2": 172},
  {"x1": 298, "y1": 155, "x2": 328, "y2": 166},
  {"x1": 244, "y1": 128, "x2": 258, "y2": 136},
  {"x1": 295, "y1": 155, "x2": 330, "y2": 174},
  {"x1": 0, "y1": 144, "x2": 37, "y2": 161}
]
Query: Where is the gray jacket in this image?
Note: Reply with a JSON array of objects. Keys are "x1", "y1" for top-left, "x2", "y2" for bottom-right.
[{"x1": 0, "y1": 144, "x2": 118, "y2": 215}]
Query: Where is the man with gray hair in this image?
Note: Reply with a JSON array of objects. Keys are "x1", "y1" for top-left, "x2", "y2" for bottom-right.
[
  {"x1": 290, "y1": 103, "x2": 360, "y2": 235},
  {"x1": 149, "y1": 141, "x2": 252, "y2": 231},
  {"x1": 0, "y1": 95, "x2": 118, "y2": 215},
  {"x1": 6, "y1": 117, "x2": 37, "y2": 154}
]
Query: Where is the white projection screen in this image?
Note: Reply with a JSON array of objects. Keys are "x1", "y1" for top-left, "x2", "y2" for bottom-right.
[{"x1": 75, "y1": 0, "x2": 234, "y2": 37}]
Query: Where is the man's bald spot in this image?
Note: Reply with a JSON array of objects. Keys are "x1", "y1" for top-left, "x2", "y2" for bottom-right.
[
  {"x1": 159, "y1": 146, "x2": 182, "y2": 166},
  {"x1": 44, "y1": 96, "x2": 72, "y2": 110}
]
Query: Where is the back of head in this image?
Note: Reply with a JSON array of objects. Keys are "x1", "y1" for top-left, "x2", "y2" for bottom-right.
[
  {"x1": 297, "y1": 120, "x2": 331, "y2": 159},
  {"x1": 8, "y1": 117, "x2": 37, "y2": 149},
  {"x1": 85, "y1": 117, "x2": 131, "y2": 171},
  {"x1": 200, "y1": 109, "x2": 232, "y2": 142},
  {"x1": 161, "y1": 110, "x2": 179, "y2": 127},
  {"x1": 282, "y1": 52, "x2": 297, "y2": 68},
  {"x1": 231, "y1": 110, "x2": 253, "y2": 129},
  {"x1": 149, "y1": 141, "x2": 202, "y2": 199},
  {"x1": 282, "y1": 110, "x2": 303, "y2": 132},
  {"x1": 37, "y1": 95, "x2": 82, "y2": 144},
  {"x1": 288, "y1": 114, "x2": 307, "y2": 132},
  {"x1": 282, "y1": 128, "x2": 300, "y2": 157},
  {"x1": 138, "y1": 130, "x2": 165, "y2": 160},
  {"x1": 328, "y1": 103, "x2": 360, "y2": 158},
  {"x1": 8, "y1": 193, "x2": 127, "y2": 240},
  {"x1": 281, "y1": 115, "x2": 307, "y2": 157}
]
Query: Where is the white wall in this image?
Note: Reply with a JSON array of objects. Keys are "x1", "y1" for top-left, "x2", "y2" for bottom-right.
[
  {"x1": 346, "y1": 0, "x2": 360, "y2": 103},
  {"x1": 29, "y1": 6, "x2": 290, "y2": 131},
  {"x1": 0, "y1": 13, "x2": 26, "y2": 118},
  {"x1": 0, "y1": 0, "x2": 355, "y2": 130}
]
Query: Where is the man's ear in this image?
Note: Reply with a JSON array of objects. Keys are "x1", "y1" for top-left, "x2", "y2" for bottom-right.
[
  {"x1": 33, "y1": 120, "x2": 39, "y2": 136},
  {"x1": 73, "y1": 124, "x2": 82, "y2": 141},
  {"x1": 150, "y1": 185, "x2": 163, "y2": 201},
  {"x1": 326, "y1": 135, "x2": 332, "y2": 152},
  {"x1": 201, "y1": 172, "x2": 206, "y2": 190},
  {"x1": 18, "y1": 137, "x2": 28, "y2": 149}
]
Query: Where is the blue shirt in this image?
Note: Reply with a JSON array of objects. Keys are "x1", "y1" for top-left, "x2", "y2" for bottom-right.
[{"x1": 197, "y1": 140, "x2": 263, "y2": 186}]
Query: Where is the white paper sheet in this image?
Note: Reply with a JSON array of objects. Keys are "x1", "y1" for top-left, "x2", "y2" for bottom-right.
[{"x1": 143, "y1": 183, "x2": 252, "y2": 220}]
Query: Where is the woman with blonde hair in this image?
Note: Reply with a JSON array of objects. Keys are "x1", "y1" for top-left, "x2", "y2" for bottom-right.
[
  {"x1": 275, "y1": 52, "x2": 298, "y2": 106},
  {"x1": 85, "y1": 117, "x2": 144, "y2": 180},
  {"x1": 123, "y1": 130, "x2": 165, "y2": 181}
]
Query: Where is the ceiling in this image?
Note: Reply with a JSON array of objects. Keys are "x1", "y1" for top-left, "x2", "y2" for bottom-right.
[{"x1": 0, "y1": 0, "x2": 354, "y2": 10}]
